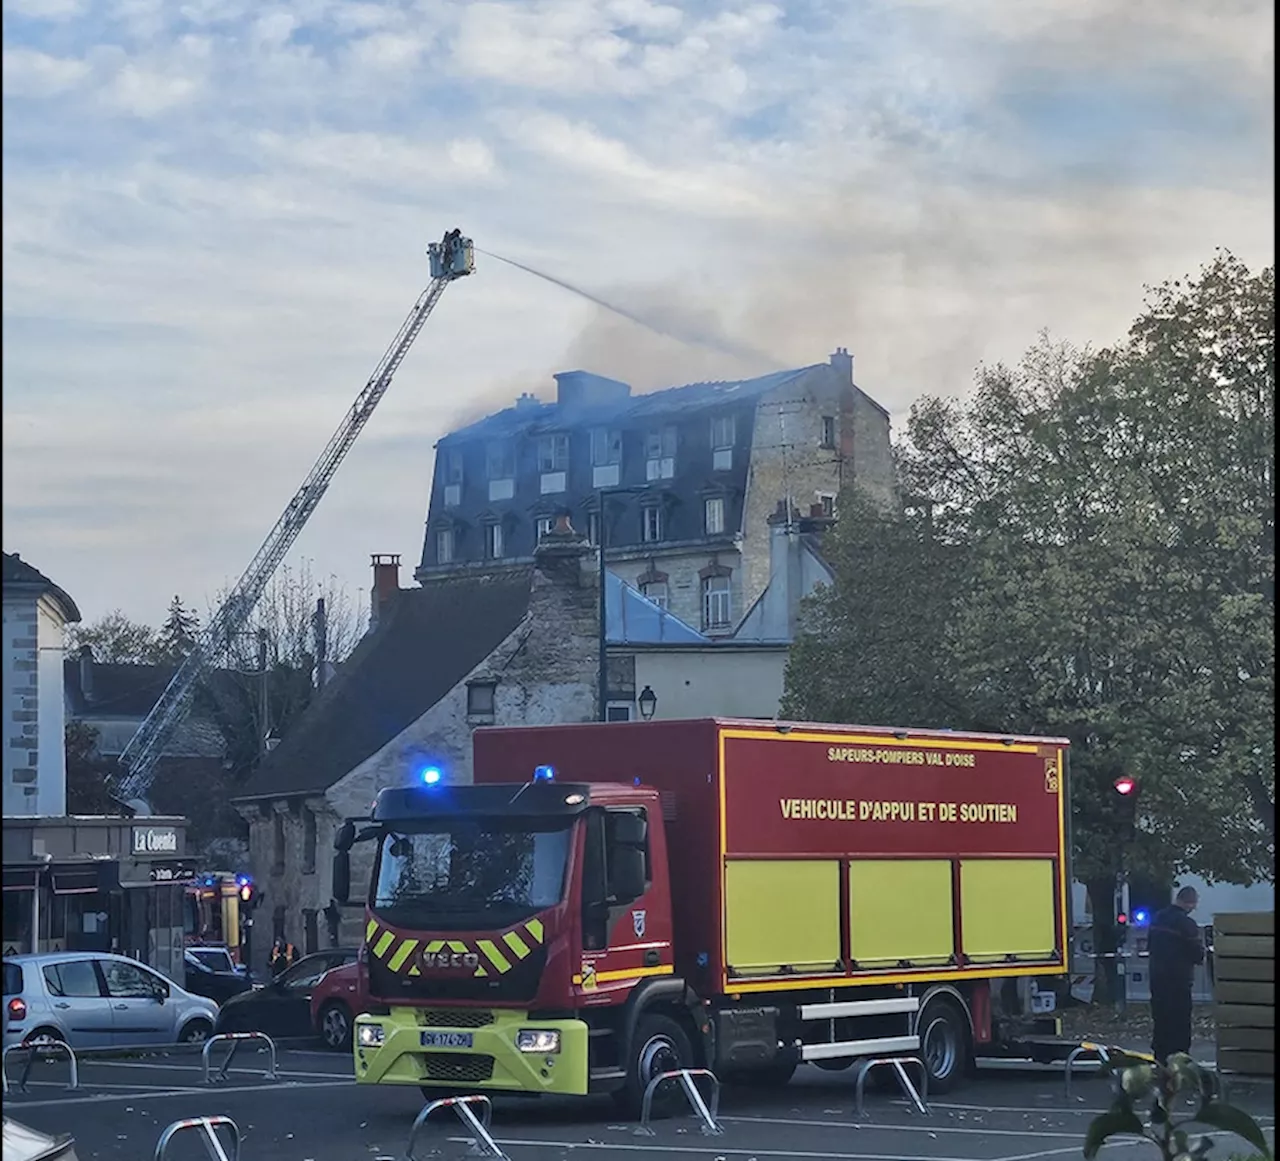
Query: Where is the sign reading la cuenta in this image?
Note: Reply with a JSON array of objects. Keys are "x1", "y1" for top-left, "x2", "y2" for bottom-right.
[{"x1": 132, "y1": 827, "x2": 179, "y2": 855}]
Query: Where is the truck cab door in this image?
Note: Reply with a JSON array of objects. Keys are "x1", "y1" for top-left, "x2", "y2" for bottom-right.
[{"x1": 578, "y1": 807, "x2": 672, "y2": 998}]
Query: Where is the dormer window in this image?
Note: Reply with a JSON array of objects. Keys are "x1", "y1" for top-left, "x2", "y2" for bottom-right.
[
  {"x1": 591, "y1": 427, "x2": 621, "y2": 488},
  {"x1": 645, "y1": 427, "x2": 676, "y2": 481},
  {"x1": 484, "y1": 521, "x2": 504, "y2": 560},
  {"x1": 705, "y1": 496, "x2": 725, "y2": 536},
  {"x1": 536, "y1": 515, "x2": 555, "y2": 542},
  {"x1": 539, "y1": 434, "x2": 569, "y2": 494},
  {"x1": 436, "y1": 528, "x2": 455, "y2": 565},
  {"x1": 487, "y1": 441, "x2": 515, "y2": 501},
  {"x1": 443, "y1": 448, "x2": 464, "y2": 507},
  {"x1": 710, "y1": 415, "x2": 735, "y2": 470},
  {"x1": 641, "y1": 505, "x2": 663, "y2": 543}
]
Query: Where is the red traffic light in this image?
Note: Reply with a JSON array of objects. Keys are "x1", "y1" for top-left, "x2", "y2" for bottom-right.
[{"x1": 1113, "y1": 775, "x2": 1136, "y2": 796}]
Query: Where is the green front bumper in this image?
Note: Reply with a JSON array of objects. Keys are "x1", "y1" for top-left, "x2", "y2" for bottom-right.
[{"x1": 353, "y1": 1008, "x2": 589, "y2": 1095}]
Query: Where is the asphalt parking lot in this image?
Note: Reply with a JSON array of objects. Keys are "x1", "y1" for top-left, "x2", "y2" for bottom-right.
[{"x1": 4, "y1": 1045, "x2": 1274, "y2": 1161}]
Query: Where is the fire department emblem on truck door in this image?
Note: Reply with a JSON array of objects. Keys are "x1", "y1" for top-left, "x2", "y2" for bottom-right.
[{"x1": 632, "y1": 909, "x2": 647, "y2": 939}]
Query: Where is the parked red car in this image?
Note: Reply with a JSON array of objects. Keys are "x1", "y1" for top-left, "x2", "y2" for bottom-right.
[{"x1": 309, "y1": 960, "x2": 367, "y2": 1050}]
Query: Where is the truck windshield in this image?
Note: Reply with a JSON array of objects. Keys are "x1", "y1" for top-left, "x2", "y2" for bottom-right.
[{"x1": 372, "y1": 818, "x2": 572, "y2": 930}]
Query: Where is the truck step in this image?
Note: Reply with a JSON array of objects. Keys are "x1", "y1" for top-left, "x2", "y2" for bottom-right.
[{"x1": 590, "y1": 1068, "x2": 627, "y2": 1081}]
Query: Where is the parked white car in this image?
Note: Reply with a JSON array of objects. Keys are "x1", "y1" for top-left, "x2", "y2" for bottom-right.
[{"x1": 3, "y1": 952, "x2": 218, "y2": 1050}]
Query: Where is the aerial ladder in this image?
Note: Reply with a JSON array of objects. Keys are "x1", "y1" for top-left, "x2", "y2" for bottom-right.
[{"x1": 111, "y1": 230, "x2": 475, "y2": 810}]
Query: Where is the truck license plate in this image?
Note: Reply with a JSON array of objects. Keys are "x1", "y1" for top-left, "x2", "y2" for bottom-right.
[{"x1": 421, "y1": 1031, "x2": 473, "y2": 1049}]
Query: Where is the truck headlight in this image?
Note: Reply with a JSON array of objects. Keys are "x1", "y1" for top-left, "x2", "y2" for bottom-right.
[
  {"x1": 516, "y1": 1029, "x2": 560, "y2": 1054},
  {"x1": 357, "y1": 1023, "x2": 385, "y2": 1047}
]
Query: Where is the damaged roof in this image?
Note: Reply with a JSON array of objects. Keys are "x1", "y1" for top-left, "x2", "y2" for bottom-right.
[
  {"x1": 236, "y1": 570, "x2": 533, "y2": 800},
  {"x1": 440, "y1": 366, "x2": 819, "y2": 444}
]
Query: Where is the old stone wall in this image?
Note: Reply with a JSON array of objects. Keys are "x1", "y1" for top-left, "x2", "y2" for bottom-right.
[
  {"x1": 241, "y1": 794, "x2": 340, "y2": 974},
  {"x1": 740, "y1": 362, "x2": 895, "y2": 612}
]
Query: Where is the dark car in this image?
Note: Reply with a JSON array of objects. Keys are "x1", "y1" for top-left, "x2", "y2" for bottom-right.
[
  {"x1": 183, "y1": 950, "x2": 253, "y2": 1005},
  {"x1": 214, "y1": 950, "x2": 357, "y2": 1041}
]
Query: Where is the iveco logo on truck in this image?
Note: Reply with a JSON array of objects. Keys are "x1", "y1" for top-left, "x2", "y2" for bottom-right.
[{"x1": 419, "y1": 950, "x2": 480, "y2": 971}]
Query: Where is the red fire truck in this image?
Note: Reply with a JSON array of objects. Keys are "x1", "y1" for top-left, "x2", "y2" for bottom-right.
[{"x1": 334, "y1": 720, "x2": 1071, "y2": 1112}]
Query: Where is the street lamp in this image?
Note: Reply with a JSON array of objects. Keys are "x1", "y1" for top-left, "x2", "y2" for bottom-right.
[
  {"x1": 637, "y1": 685, "x2": 657, "y2": 720},
  {"x1": 596, "y1": 485, "x2": 651, "y2": 722}
]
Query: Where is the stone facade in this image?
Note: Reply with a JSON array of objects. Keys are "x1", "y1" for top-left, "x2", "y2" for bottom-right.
[
  {"x1": 740, "y1": 354, "x2": 895, "y2": 615},
  {"x1": 235, "y1": 527, "x2": 602, "y2": 970}
]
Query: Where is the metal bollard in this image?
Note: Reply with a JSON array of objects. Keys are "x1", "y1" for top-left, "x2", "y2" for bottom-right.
[
  {"x1": 852, "y1": 1055, "x2": 930, "y2": 1117},
  {"x1": 637, "y1": 1067, "x2": 723, "y2": 1136},
  {"x1": 154, "y1": 1115, "x2": 240, "y2": 1161},
  {"x1": 200, "y1": 1031, "x2": 278, "y2": 1084},
  {"x1": 406, "y1": 1094, "x2": 508, "y2": 1160},
  {"x1": 2, "y1": 1039, "x2": 79, "y2": 1094}
]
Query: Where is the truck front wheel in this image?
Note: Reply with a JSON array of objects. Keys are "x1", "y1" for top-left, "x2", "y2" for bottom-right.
[
  {"x1": 918, "y1": 1000, "x2": 969, "y2": 1094},
  {"x1": 616, "y1": 1013, "x2": 694, "y2": 1120}
]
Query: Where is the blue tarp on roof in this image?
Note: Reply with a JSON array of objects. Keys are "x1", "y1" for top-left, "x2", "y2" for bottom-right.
[{"x1": 605, "y1": 571, "x2": 708, "y2": 644}]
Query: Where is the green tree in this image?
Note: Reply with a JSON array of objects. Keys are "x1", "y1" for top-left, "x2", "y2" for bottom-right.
[
  {"x1": 67, "y1": 611, "x2": 160, "y2": 664},
  {"x1": 156, "y1": 596, "x2": 200, "y2": 664}
]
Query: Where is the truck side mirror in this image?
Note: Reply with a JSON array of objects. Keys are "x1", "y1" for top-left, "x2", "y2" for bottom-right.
[
  {"x1": 332, "y1": 851, "x2": 351, "y2": 905},
  {"x1": 335, "y1": 821, "x2": 355, "y2": 852}
]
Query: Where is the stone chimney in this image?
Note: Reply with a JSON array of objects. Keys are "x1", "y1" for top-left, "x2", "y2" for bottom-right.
[
  {"x1": 370, "y1": 554, "x2": 401, "y2": 628},
  {"x1": 830, "y1": 346, "x2": 853, "y2": 384},
  {"x1": 553, "y1": 370, "x2": 632, "y2": 413},
  {"x1": 515, "y1": 392, "x2": 539, "y2": 411},
  {"x1": 78, "y1": 644, "x2": 95, "y2": 705},
  {"x1": 533, "y1": 514, "x2": 591, "y2": 588}
]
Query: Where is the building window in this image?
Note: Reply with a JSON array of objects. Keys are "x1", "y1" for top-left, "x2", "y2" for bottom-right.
[
  {"x1": 705, "y1": 496, "x2": 725, "y2": 536},
  {"x1": 539, "y1": 434, "x2": 568, "y2": 472},
  {"x1": 302, "y1": 807, "x2": 317, "y2": 874},
  {"x1": 591, "y1": 428, "x2": 621, "y2": 466},
  {"x1": 487, "y1": 440, "x2": 515, "y2": 500},
  {"x1": 818, "y1": 493, "x2": 835, "y2": 518},
  {"x1": 711, "y1": 415, "x2": 735, "y2": 470},
  {"x1": 702, "y1": 575, "x2": 732, "y2": 630},
  {"x1": 487, "y1": 441, "x2": 515, "y2": 480},
  {"x1": 640, "y1": 581, "x2": 669, "y2": 609},
  {"x1": 820, "y1": 415, "x2": 836, "y2": 449},
  {"x1": 484, "y1": 522, "x2": 504, "y2": 560},
  {"x1": 272, "y1": 812, "x2": 285, "y2": 875},
  {"x1": 467, "y1": 680, "x2": 497, "y2": 717},
  {"x1": 641, "y1": 505, "x2": 663, "y2": 543},
  {"x1": 645, "y1": 427, "x2": 676, "y2": 481},
  {"x1": 443, "y1": 449, "x2": 464, "y2": 507},
  {"x1": 536, "y1": 516, "x2": 555, "y2": 542},
  {"x1": 605, "y1": 702, "x2": 633, "y2": 722},
  {"x1": 436, "y1": 528, "x2": 454, "y2": 564},
  {"x1": 592, "y1": 427, "x2": 622, "y2": 488}
]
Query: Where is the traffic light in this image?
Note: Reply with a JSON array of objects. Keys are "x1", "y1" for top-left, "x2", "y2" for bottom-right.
[
  {"x1": 1113, "y1": 775, "x2": 1138, "y2": 838},
  {"x1": 236, "y1": 874, "x2": 261, "y2": 909}
]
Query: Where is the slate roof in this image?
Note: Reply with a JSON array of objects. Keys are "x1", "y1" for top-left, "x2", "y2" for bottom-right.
[
  {"x1": 2, "y1": 552, "x2": 81, "y2": 622},
  {"x1": 606, "y1": 572, "x2": 708, "y2": 644},
  {"x1": 64, "y1": 659, "x2": 243, "y2": 718},
  {"x1": 441, "y1": 366, "x2": 818, "y2": 444},
  {"x1": 236, "y1": 569, "x2": 534, "y2": 801}
]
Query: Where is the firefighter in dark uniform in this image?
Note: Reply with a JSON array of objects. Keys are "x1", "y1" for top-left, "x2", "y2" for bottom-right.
[{"x1": 1148, "y1": 886, "x2": 1204, "y2": 1061}]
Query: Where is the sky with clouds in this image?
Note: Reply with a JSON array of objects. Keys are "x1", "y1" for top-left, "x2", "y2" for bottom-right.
[{"x1": 3, "y1": 0, "x2": 1274, "y2": 630}]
